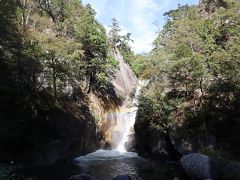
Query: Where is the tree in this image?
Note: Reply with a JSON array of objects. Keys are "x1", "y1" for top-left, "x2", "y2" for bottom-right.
[
  {"x1": 136, "y1": 0, "x2": 240, "y2": 160},
  {"x1": 108, "y1": 18, "x2": 121, "y2": 49},
  {"x1": 73, "y1": 5, "x2": 118, "y2": 93},
  {"x1": 0, "y1": 0, "x2": 121, "y2": 163}
]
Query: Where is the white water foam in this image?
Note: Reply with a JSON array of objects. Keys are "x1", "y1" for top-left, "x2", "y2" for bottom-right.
[{"x1": 116, "y1": 80, "x2": 147, "y2": 153}]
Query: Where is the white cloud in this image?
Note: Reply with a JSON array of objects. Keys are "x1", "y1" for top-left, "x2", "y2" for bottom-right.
[
  {"x1": 82, "y1": 0, "x2": 174, "y2": 53},
  {"x1": 82, "y1": 0, "x2": 108, "y2": 17},
  {"x1": 104, "y1": 24, "x2": 129, "y2": 36},
  {"x1": 127, "y1": 0, "x2": 161, "y2": 53}
]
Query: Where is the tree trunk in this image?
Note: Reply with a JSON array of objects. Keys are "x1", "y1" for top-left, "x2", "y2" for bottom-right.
[
  {"x1": 164, "y1": 128, "x2": 182, "y2": 161},
  {"x1": 87, "y1": 78, "x2": 92, "y2": 94},
  {"x1": 52, "y1": 57, "x2": 57, "y2": 99},
  {"x1": 53, "y1": 72, "x2": 57, "y2": 99},
  {"x1": 87, "y1": 73, "x2": 94, "y2": 94},
  {"x1": 199, "y1": 77, "x2": 204, "y2": 107}
]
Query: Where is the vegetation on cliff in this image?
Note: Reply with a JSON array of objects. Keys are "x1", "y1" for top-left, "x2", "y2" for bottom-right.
[
  {"x1": 0, "y1": 0, "x2": 120, "y2": 164},
  {"x1": 135, "y1": 0, "x2": 240, "y2": 160},
  {"x1": 108, "y1": 18, "x2": 150, "y2": 78}
]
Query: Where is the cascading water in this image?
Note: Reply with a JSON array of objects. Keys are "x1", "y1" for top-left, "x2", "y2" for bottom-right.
[
  {"x1": 98, "y1": 50, "x2": 139, "y2": 148},
  {"x1": 116, "y1": 81, "x2": 144, "y2": 152}
]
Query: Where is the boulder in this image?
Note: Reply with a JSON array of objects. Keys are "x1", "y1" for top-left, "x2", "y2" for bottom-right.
[
  {"x1": 180, "y1": 153, "x2": 212, "y2": 179},
  {"x1": 112, "y1": 175, "x2": 131, "y2": 180},
  {"x1": 68, "y1": 174, "x2": 96, "y2": 180}
]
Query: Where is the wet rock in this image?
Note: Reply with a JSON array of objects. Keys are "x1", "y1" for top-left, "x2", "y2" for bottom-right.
[
  {"x1": 180, "y1": 153, "x2": 212, "y2": 179},
  {"x1": 112, "y1": 175, "x2": 131, "y2": 180},
  {"x1": 125, "y1": 134, "x2": 136, "y2": 152},
  {"x1": 68, "y1": 174, "x2": 96, "y2": 180}
]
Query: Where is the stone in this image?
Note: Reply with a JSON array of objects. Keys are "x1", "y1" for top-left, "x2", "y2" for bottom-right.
[
  {"x1": 68, "y1": 174, "x2": 96, "y2": 180},
  {"x1": 180, "y1": 153, "x2": 212, "y2": 179},
  {"x1": 112, "y1": 175, "x2": 131, "y2": 180}
]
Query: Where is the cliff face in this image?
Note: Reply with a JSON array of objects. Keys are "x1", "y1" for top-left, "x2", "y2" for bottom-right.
[
  {"x1": 0, "y1": 89, "x2": 102, "y2": 168},
  {"x1": 20, "y1": 106, "x2": 100, "y2": 167},
  {"x1": 112, "y1": 51, "x2": 138, "y2": 97}
]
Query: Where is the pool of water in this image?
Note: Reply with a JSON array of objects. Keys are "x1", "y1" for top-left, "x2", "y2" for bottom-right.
[
  {"x1": 22, "y1": 150, "x2": 188, "y2": 180},
  {"x1": 73, "y1": 150, "x2": 151, "y2": 180},
  {"x1": 71, "y1": 149, "x2": 187, "y2": 180}
]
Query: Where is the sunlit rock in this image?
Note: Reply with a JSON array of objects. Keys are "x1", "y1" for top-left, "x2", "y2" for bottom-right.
[{"x1": 112, "y1": 50, "x2": 138, "y2": 97}]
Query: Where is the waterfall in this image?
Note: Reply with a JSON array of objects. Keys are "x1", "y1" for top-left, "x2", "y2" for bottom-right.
[
  {"x1": 116, "y1": 81, "x2": 146, "y2": 153},
  {"x1": 98, "y1": 50, "x2": 147, "y2": 152}
]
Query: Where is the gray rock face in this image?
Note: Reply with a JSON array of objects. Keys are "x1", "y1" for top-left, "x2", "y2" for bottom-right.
[
  {"x1": 111, "y1": 50, "x2": 138, "y2": 97},
  {"x1": 180, "y1": 153, "x2": 212, "y2": 179}
]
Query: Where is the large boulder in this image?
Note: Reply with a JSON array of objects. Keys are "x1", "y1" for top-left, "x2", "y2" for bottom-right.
[
  {"x1": 180, "y1": 153, "x2": 212, "y2": 179},
  {"x1": 68, "y1": 174, "x2": 96, "y2": 180},
  {"x1": 112, "y1": 175, "x2": 131, "y2": 180}
]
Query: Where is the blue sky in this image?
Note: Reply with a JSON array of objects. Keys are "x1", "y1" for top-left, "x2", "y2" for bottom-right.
[{"x1": 82, "y1": 0, "x2": 199, "y2": 53}]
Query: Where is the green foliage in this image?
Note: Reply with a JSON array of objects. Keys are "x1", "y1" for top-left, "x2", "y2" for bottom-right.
[
  {"x1": 138, "y1": 0, "x2": 240, "y2": 159},
  {"x1": 108, "y1": 18, "x2": 121, "y2": 49},
  {"x1": 0, "y1": 0, "x2": 119, "y2": 162},
  {"x1": 108, "y1": 18, "x2": 136, "y2": 70}
]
